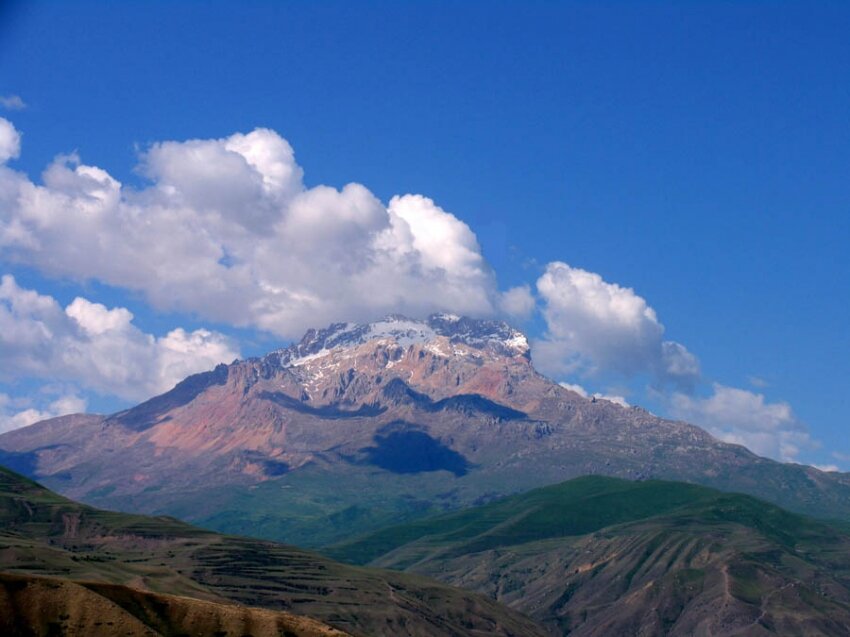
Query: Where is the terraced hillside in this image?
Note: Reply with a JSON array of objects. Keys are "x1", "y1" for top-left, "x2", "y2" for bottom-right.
[
  {"x1": 0, "y1": 465, "x2": 546, "y2": 637},
  {"x1": 329, "y1": 476, "x2": 850, "y2": 636},
  {"x1": 0, "y1": 571, "x2": 349, "y2": 637}
]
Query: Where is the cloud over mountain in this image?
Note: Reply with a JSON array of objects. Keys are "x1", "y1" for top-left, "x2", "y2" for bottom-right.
[
  {"x1": 0, "y1": 120, "x2": 496, "y2": 338},
  {"x1": 0, "y1": 117, "x2": 820, "y2": 465},
  {"x1": 0, "y1": 117, "x2": 707, "y2": 392}
]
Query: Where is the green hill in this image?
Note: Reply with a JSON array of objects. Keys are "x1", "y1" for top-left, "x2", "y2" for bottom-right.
[
  {"x1": 328, "y1": 476, "x2": 850, "y2": 636},
  {"x1": 327, "y1": 476, "x2": 725, "y2": 565},
  {"x1": 0, "y1": 465, "x2": 545, "y2": 637}
]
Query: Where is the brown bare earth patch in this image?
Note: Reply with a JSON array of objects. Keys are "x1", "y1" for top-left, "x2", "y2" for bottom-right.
[{"x1": 0, "y1": 571, "x2": 349, "y2": 637}]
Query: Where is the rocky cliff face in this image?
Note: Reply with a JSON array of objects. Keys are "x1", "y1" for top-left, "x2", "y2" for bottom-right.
[{"x1": 1, "y1": 314, "x2": 848, "y2": 545}]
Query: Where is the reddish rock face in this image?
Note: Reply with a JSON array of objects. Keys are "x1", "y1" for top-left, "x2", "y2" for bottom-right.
[
  {"x1": 0, "y1": 315, "x2": 543, "y2": 492},
  {"x1": 1, "y1": 314, "x2": 849, "y2": 537}
]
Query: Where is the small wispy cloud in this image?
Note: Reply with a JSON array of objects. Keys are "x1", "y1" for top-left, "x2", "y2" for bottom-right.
[
  {"x1": 748, "y1": 375, "x2": 769, "y2": 388},
  {"x1": 559, "y1": 382, "x2": 630, "y2": 408},
  {"x1": 0, "y1": 95, "x2": 26, "y2": 111},
  {"x1": 812, "y1": 464, "x2": 840, "y2": 473},
  {"x1": 0, "y1": 392, "x2": 87, "y2": 434}
]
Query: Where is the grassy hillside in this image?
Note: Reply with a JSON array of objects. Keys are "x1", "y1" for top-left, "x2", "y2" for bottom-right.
[
  {"x1": 0, "y1": 465, "x2": 546, "y2": 637},
  {"x1": 328, "y1": 476, "x2": 850, "y2": 636},
  {"x1": 326, "y1": 476, "x2": 723, "y2": 565}
]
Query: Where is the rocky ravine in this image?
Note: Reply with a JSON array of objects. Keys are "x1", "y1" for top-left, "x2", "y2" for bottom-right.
[{"x1": 0, "y1": 314, "x2": 848, "y2": 546}]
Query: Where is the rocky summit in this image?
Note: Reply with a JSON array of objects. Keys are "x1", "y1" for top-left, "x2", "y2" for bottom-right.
[{"x1": 0, "y1": 314, "x2": 848, "y2": 546}]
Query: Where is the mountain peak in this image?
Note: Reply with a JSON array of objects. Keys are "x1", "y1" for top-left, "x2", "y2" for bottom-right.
[{"x1": 273, "y1": 314, "x2": 530, "y2": 368}]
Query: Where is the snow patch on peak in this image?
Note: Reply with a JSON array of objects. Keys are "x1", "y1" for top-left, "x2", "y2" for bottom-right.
[
  {"x1": 270, "y1": 313, "x2": 531, "y2": 368},
  {"x1": 425, "y1": 314, "x2": 530, "y2": 357},
  {"x1": 365, "y1": 318, "x2": 437, "y2": 347},
  {"x1": 504, "y1": 333, "x2": 530, "y2": 354},
  {"x1": 287, "y1": 348, "x2": 332, "y2": 367}
]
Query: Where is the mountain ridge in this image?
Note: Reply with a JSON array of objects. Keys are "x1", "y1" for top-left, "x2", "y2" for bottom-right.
[
  {"x1": 267, "y1": 313, "x2": 531, "y2": 365},
  {"x1": 1, "y1": 314, "x2": 848, "y2": 547}
]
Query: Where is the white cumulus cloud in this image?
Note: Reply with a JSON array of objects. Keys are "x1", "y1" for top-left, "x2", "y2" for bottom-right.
[
  {"x1": 0, "y1": 275, "x2": 239, "y2": 401},
  {"x1": 0, "y1": 123, "x2": 500, "y2": 338},
  {"x1": 533, "y1": 262, "x2": 699, "y2": 388},
  {"x1": 669, "y1": 383, "x2": 812, "y2": 462}
]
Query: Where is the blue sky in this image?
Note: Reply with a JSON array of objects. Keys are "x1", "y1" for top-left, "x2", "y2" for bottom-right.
[{"x1": 0, "y1": 1, "x2": 847, "y2": 469}]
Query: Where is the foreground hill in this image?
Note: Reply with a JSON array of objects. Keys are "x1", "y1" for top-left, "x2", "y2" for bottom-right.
[
  {"x1": 0, "y1": 466, "x2": 546, "y2": 637},
  {"x1": 330, "y1": 476, "x2": 850, "y2": 636},
  {"x1": 1, "y1": 315, "x2": 848, "y2": 546},
  {"x1": 0, "y1": 571, "x2": 349, "y2": 637}
]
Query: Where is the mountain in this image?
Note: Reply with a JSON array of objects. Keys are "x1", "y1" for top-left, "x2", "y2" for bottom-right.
[
  {"x1": 0, "y1": 465, "x2": 546, "y2": 637},
  {"x1": 1, "y1": 314, "x2": 849, "y2": 547},
  {"x1": 328, "y1": 476, "x2": 850, "y2": 636}
]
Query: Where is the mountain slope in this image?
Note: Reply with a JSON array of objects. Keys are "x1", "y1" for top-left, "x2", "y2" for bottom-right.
[
  {"x1": 1, "y1": 314, "x2": 848, "y2": 547},
  {"x1": 329, "y1": 476, "x2": 850, "y2": 636},
  {"x1": 0, "y1": 571, "x2": 349, "y2": 637},
  {"x1": 0, "y1": 465, "x2": 546, "y2": 637}
]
